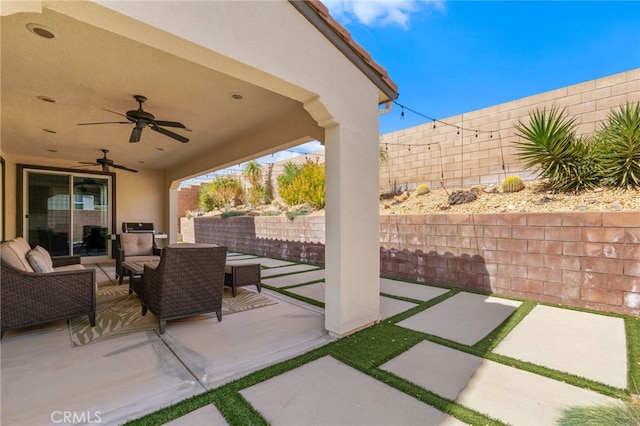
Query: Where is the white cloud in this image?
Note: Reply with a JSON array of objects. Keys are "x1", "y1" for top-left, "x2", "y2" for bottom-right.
[{"x1": 324, "y1": 0, "x2": 444, "y2": 29}]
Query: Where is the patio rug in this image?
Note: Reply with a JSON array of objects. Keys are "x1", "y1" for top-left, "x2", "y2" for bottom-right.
[{"x1": 69, "y1": 283, "x2": 276, "y2": 347}]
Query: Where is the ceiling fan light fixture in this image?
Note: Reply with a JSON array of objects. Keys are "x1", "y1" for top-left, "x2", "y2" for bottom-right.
[{"x1": 26, "y1": 23, "x2": 55, "y2": 39}]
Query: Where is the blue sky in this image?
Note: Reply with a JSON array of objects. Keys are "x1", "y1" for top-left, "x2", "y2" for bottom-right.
[
  {"x1": 325, "y1": 0, "x2": 640, "y2": 134},
  {"x1": 183, "y1": 1, "x2": 639, "y2": 185}
]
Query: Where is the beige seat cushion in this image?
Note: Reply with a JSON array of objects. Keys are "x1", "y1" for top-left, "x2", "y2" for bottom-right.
[
  {"x1": 54, "y1": 264, "x2": 86, "y2": 272},
  {"x1": 120, "y1": 233, "x2": 154, "y2": 256},
  {"x1": 0, "y1": 237, "x2": 35, "y2": 272}
]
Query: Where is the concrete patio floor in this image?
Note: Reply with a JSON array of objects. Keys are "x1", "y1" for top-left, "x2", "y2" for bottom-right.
[{"x1": 0, "y1": 254, "x2": 632, "y2": 425}]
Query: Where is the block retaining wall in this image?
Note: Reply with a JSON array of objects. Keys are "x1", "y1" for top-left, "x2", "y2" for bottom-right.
[{"x1": 184, "y1": 212, "x2": 639, "y2": 317}]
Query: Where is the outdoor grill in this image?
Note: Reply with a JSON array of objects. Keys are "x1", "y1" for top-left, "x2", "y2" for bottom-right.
[{"x1": 122, "y1": 222, "x2": 155, "y2": 233}]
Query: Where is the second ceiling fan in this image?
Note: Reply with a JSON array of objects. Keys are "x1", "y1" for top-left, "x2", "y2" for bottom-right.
[{"x1": 78, "y1": 95, "x2": 189, "y2": 143}]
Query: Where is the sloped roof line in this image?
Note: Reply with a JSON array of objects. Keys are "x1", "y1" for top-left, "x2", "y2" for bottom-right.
[{"x1": 291, "y1": 0, "x2": 399, "y2": 103}]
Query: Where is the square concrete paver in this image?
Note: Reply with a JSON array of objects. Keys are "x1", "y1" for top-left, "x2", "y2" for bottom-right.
[
  {"x1": 396, "y1": 292, "x2": 521, "y2": 345},
  {"x1": 262, "y1": 269, "x2": 325, "y2": 288},
  {"x1": 494, "y1": 304, "x2": 628, "y2": 388},
  {"x1": 381, "y1": 340, "x2": 620, "y2": 425},
  {"x1": 287, "y1": 282, "x2": 417, "y2": 319},
  {"x1": 165, "y1": 404, "x2": 227, "y2": 426},
  {"x1": 260, "y1": 263, "x2": 320, "y2": 278},
  {"x1": 241, "y1": 355, "x2": 454, "y2": 425},
  {"x1": 380, "y1": 277, "x2": 449, "y2": 301}
]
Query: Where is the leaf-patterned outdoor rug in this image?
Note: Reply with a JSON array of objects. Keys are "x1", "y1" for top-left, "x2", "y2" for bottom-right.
[{"x1": 69, "y1": 284, "x2": 276, "y2": 347}]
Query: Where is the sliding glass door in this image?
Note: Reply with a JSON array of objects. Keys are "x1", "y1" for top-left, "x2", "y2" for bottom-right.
[{"x1": 24, "y1": 170, "x2": 111, "y2": 259}]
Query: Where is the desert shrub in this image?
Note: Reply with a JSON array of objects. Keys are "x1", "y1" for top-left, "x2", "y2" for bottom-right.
[
  {"x1": 243, "y1": 160, "x2": 272, "y2": 206},
  {"x1": 501, "y1": 176, "x2": 525, "y2": 193},
  {"x1": 558, "y1": 400, "x2": 640, "y2": 426},
  {"x1": 598, "y1": 102, "x2": 640, "y2": 187},
  {"x1": 199, "y1": 176, "x2": 243, "y2": 212},
  {"x1": 220, "y1": 210, "x2": 246, "y2": 218},
  {"x1": 514, "y1": 106, "x2": 604, "y2": 191},
  {"x1": 286, "y1": 207, "x2": 313, "y2": 220},
  {"x1": 278, "y1": 159, "x2": 325, "y2": 209},
  {"x1": 416, "y1": 183, "x2": 430, "y2": 195},
  {"x1": 448, "y1": 190, "x2": 477, "y2": 205}
]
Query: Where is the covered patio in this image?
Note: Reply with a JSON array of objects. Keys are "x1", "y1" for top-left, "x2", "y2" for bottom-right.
[{"x1": 1, "y1": 0, "x2": 398, "y2": 337}]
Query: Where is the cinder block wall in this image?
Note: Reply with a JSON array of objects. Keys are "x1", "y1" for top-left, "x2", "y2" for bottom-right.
[
  {"x1": 184, "y1": 212, "x2": 639, "y2": 317},
  {"x1": 380, "y1": 69, "x2": 640, "y2": 192}
]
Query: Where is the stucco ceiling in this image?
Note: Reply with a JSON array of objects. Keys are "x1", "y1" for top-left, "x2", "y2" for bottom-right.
[{"x1": 1, "y1": 6, "x2": 303, "y2": 173}]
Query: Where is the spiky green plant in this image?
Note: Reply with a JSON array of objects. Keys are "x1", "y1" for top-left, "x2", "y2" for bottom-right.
[
  {"x1": 514, "y1": 106, "x2": 603, "y2": 191},
  {"x1": 558, "y1": 400, "x2": 640, "y2": 426},
  {"x1": 599, "y1": 102, "x2": 640, "y2": 187}
]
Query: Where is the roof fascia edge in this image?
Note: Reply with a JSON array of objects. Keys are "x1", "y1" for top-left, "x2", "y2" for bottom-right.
[{"x1": 289, "y1": 0, "x2": 398, "y2": 103}]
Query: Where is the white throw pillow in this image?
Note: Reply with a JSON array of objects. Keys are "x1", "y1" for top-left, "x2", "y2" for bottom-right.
[
  {"x1": 33, "y1": 245, "x2": 54, "y2": 269},
  {"x1": 26, "y1": 249, "x2": 54, "y2": 273}
]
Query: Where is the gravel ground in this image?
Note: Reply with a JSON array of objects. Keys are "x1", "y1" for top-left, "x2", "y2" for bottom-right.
[{"x1": 379, "y1": 181, "x2": 640, "y2": 215}]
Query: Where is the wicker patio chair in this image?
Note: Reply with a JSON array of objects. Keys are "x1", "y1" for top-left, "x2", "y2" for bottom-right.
[
  {"x1": 0, "y1": 253, "x2": 96, "y2": 337},
  {"x1": 141, "y1": 245, "x2": 227, "y2": 334},
  {"x1": 115, "y1": 233, "x2": 161, "y2": 284}
]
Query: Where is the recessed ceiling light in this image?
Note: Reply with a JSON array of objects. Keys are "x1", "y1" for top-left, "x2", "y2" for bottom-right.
[
  {"x1": 46, "y1": 149, "x2": 58, "y2": 153},
  {"x1": 138, "y1": 161, "x2": 145, "y2": 164},
  {"x1": 42, "y1": 129, "x2": 57, "y2": 134},
  {"x1": 37, "y1": 95, "x2": 56, "y2": 103},
  {"x1": 230, "y1": 92, "x2": 244, "y2": 100},
  {"x1": 156, "y1": 148, "x2": 165, "y2": 151},
  {"x1": 26, "y1": 23, "x2": 55, "y2": 39}
]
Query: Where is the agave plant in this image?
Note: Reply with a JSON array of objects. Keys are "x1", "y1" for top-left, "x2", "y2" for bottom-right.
[
  {"x1": 513, "y1": 106, "x2": 602, "y2": 191},
  {"x1": 599, "y1": 102, "x2": 640, "y2": 187}
]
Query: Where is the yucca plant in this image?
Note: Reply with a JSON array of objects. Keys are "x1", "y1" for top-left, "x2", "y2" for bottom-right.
[
  {"x1": 599, "y1": 102, "x2": 640, "y2": 187},
  {"x1": 514, "y1": 107, "x2": 603, "y2": 191}
]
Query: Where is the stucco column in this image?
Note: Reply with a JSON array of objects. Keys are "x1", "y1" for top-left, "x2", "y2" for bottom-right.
[{"x1": 324, "y1": 124, "x2": 381, "y2": 337}]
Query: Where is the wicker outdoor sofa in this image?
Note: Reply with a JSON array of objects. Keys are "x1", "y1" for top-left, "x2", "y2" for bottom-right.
[{"x1": 0, "y1": 237, "x2": 96, "y2": 337}]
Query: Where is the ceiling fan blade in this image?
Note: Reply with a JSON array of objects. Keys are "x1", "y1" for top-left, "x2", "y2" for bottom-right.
[
  {"x1": 129, "y1": 126, "x2": 143, "y2": 143},
  {"x1": 78, "y1": 161, "x2": 100, "y2": 165},
  {"x1": 150, "y1": 124, "x2": 189, "y2": 143},
  {"x1": 78, "y1": 121, "x2": 130, "y2": 125},
  {"x1": 110, "y1": 163, "x2": 139, "y2": 173},
  {"x1": 103, "y1": 108, "x2": 129, "y2": 118},
  {"x1": 153, "y1": 120, "x2": 186, "y2": 129}
]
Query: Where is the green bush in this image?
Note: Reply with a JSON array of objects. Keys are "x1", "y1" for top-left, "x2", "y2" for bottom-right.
[
  {"x1": 199, "y1": 176, "x2": 243, "y2": 212},
  {"x1": 598, "y1": 102, "x2": 640, "y2": 187},
  {"x1": 514, "y1": 106, "x2": 604, "y2": 191},
  {"x1": 278, "y1": 159, "x2": 325, "y2": 209},
  {"x1": 501, "y1": 176, "x2": 525, "y2": 193},
  {"x1": 416, "y1": 184, "x2": 430, "y2": 195}
]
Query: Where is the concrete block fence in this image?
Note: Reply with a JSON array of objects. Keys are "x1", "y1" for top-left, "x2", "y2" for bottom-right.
[{"x1": 183, "y1": 212, "x2": 639, "y2": 317}]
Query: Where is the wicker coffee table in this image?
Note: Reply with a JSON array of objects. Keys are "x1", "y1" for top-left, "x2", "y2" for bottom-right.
[
  {"x1": 122, "y1": 259, "x2": 160, "y2": 298},
  {"x1": 224, "y1": 263, "x2": 261, "y2": 297}
]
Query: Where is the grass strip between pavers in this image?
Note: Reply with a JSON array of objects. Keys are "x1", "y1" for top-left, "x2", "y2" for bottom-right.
[
  {"x1": 125, "y1": 275, "x2": 636, "y2": 426},
  {"x1": 626, "y1": 316, "x2": 640, "y2": 395}
]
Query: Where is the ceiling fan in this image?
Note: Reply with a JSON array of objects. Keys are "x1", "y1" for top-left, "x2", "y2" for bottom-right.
[
  {"x1": 78, "y1": 95, "x2": 189, "y2": 143},
  {"x1": 78, "y1": 149, "x2": 138, "y2": 173}
]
